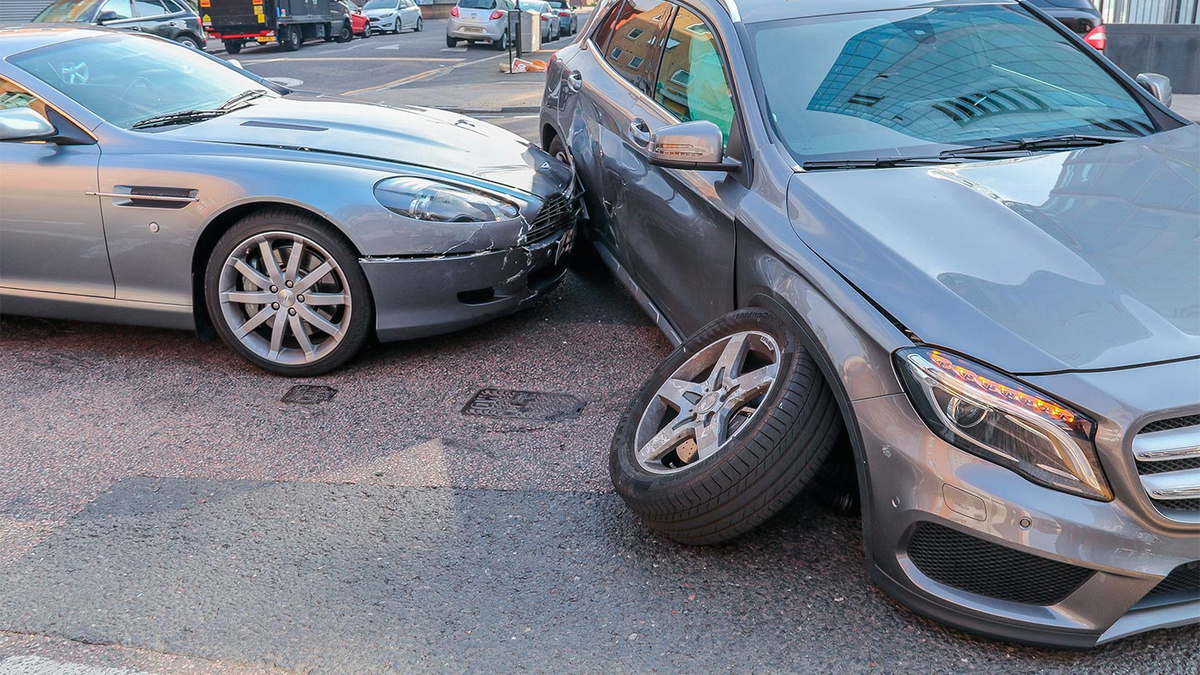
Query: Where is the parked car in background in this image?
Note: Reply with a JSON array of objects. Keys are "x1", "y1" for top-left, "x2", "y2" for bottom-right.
[
  {"x1": 339, "y1": 0, "x2": 372, "y2": 37},
  {"x1": 362, "y1": 0, "x2": 423, "y2": 34},
  {"x1": 1028, "y1": 0, "x2": 1106, "y2": 50},
  {"x1": 545, "y1": 0, "x2": 577, "y2": 35},
  {"x1": 446, "y1": 0, "x2": 516, "y2": 49},
  {"x1": 542, "y1": 0, "x2": 1196, "y2": 649},
  {"x1": 32, "y1": 0, "x2": 207, "y2": 49},
  {"x1": 0, "y1": 27, "x2": 577, "y2": 376},
  {"x1": 528, "y1": 0, "x2": 561, "y2": 41},
  {"x1": 204, "y1": 0, "x2": 353, "y2": 54}
]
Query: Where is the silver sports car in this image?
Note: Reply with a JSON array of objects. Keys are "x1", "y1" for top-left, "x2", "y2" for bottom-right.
[{"x1": 0, "y1": 27, "x2": 576, "y2": 375}]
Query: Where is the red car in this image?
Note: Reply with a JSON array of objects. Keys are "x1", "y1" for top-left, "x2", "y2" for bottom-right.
[{"x1": 339, "y1": 1, "x2": 372, "y2": 37}]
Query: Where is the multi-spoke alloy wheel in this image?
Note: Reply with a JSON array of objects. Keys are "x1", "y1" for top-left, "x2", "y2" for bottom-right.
[
  {"x1": 635, "y1": 331, "x2": 779, "y2": 473},
  {"x1": 206, "y1": 210, "x2": 372, "y2": 376},
  {"x1": 610, "y1": 308, "x2": 842, "y2": 545}
]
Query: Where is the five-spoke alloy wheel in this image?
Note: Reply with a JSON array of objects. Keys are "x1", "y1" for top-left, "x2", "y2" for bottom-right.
[
  {"x1": 206, "y1": 210, "x2": 372, "y2": 376},
  {"x1": 610, "y1": 308, "x2": 841, "y2": 545}
]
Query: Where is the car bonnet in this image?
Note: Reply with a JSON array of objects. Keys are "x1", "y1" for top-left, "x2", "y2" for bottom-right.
[{"x1": 786, "y1": 125, "x2": 1200, "y2": 374}]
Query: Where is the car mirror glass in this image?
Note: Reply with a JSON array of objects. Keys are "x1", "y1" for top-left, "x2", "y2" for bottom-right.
[
  {"x1": 1136, "y1": 72, "x2": 1173, "y2": 107},
  {"x1": 96, "y1": 10, "x2": 119, "y2": 23},
  {"x1": 0, "y1": 108, "x2": 57, "y2": 142}
]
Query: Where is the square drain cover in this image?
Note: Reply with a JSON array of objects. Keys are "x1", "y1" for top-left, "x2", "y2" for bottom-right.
[
  {"x1": 282, "y1": 385, "x2": 337, "y2": 404},
  {"x1": 462, "y1": 389, "x2": 585, "y2": 422}
]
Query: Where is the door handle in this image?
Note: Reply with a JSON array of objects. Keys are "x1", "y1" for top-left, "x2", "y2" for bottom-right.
[
  {"x1": 129, "y1": 25, "x2": 142, "y2": 30},
  {"x1": 566, "y1": 70, "x2": 582, "y2": 92},
  {"x1": 628, "y1": 118, "x2": 651, "y2": 147}
]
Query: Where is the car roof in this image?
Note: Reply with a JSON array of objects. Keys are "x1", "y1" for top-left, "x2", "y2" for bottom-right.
[
  {"x1": 707, "y1": 0, "x2": 1015, "y2": 25},
  {"x1": 0, "y1": 26, "x2": 114, "y2": 58}
]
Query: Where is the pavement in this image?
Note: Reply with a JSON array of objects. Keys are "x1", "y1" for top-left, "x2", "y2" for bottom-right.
[{"x1": 0, "y1": 17, "x2": 1198, "y2": 675}]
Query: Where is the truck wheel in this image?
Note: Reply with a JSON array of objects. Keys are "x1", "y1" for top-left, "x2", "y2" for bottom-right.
[
  {"x1": 281, "y1": 25, "x2": 302, "y2": 51},
  {"x1": 609, "y1": 308, "x2": 841, "y2": 545},
  {"x1": 335, "y1": 21, "x2": 353, "y2": 42},
  {"x1": 223, "y1": 40, "x2": 242, "y2": 54}
]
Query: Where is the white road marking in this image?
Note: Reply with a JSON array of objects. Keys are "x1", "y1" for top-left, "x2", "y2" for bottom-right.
[
  {"x1": 440, "y1": 47, "x2": 468, "y2": 52},
  {"x1": 341, "y1": 52, "x2": 508, "y2": 95},
  {"x1": 0, "y1": 656, "x2": 158, "y2": 675}
]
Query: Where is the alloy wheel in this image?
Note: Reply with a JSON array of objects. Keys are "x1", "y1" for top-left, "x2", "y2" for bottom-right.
[
  {"x1": 633, "y1": 331, "x2": 780, "y2": 474},
  {"x1": 217, "y1": 231, "x2": 352, "y2": 366}
]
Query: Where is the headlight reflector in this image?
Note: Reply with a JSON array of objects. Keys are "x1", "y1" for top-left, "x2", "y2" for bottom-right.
[
  {"x1": 374, "y1": 177, "x2": 519, "y2": 222},
  {"x1": 896, "y1": 348, "x2": 1111, "y2": 501}
]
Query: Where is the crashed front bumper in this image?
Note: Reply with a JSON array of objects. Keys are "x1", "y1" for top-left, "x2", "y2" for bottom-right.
[{"x1": 361, "y1": 223, "x2": 573, "y2": 342}]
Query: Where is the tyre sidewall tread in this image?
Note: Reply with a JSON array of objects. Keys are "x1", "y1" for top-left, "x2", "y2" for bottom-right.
[{"x1": 609, "y1": 308, "x2": 841, "y2": 545}]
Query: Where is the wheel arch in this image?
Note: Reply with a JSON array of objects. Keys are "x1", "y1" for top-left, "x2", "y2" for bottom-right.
[
  {"x1": 190, "y1": 200, "x2": 363, "y2": 341},
  {"x1": 734, "y1": 222, "x2": 912, "y2": 565},
  {"x1": 540, "y1": 122, "x2": 560, "y2": 153}
]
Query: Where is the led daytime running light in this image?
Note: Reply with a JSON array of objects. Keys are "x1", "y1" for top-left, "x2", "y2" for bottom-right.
[{"x1": 930, "y1": 350, "x2": 1076, "y2": 426}]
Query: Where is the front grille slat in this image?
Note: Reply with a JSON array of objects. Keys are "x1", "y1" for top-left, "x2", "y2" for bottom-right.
[
  {"x1": 906, "y1": 523, "x2": 1094, "y2": 606},
  {"x1": 1134, "y1": 416, "x2": 1200, "y2": 518},
  {"x1": 526, "y1": 192, "x2": 572, "y2": 243}
]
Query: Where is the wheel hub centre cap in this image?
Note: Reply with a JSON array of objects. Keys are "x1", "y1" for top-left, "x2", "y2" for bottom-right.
[
  {"x1": 279, "y1": 289, "x2": 296, "y2": 307},
  {"x1": 696, "y1": 391, "x2": 722, "y2": 414}
]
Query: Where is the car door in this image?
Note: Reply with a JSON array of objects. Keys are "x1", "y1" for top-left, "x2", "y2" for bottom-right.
[
  {"x1": 618, "y1": 4, "x2": 746, "y2": 334},
  {"x1": 401, "y1": 0, "x2": 420, "y2": 27},
  {"x1": 94, "y1": 0, "x2": 144, "y2": 33},
  {"x1": 0, "y1": 77, "x2": 112, "y2": 297},
  {"x1": 132, "y1": 0, "x2": 173, "y2": 38}
]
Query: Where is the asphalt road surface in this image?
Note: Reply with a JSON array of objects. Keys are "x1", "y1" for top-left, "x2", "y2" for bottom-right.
[{"x1": 0, "y1": 18, "x2": 1197, "y2": 675}]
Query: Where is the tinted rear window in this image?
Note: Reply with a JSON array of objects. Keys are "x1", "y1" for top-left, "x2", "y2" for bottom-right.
[{"x1": 458, "y1": 0, "x2": 496, "y2": 8}]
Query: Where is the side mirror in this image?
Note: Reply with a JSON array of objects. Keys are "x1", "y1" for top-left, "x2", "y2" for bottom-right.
[
  {"x1": 96, "y1": 10, "x2": 119, "y2": 23},
  {"x1": 1136, "y1": 72, "x2": 1172, "y2": 107},
  {"x1": 0, "y1": 108, "x2": 56, "y2": 142},
  {"x1": 647, "y1": 120, "x2": 738, "y2": 172}
]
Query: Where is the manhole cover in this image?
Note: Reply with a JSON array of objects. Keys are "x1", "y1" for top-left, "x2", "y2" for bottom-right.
[
  {"x1": 462, "y1": 388, "x2": 585, "y2": 422},
  {"x1": 281, "y1": 385, "x2": 337, "y2": 404}
]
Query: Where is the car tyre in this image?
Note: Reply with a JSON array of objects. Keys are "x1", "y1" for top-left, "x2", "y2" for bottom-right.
[
  {"x1": 494, "y1": 30, "x2": 508, "y2": 50},
  {"x1": 281, "y1": 25, "x2": 302, "y2": 51},
  {"x1": 335, "y1": 21, "x2": 353, "y2": 42},
  {"x1": 205, "y1": 208, "x2": 373, "y2": 377},
  {"x1": 547, "y1": 135, "x2": 604, "y2": 276},
  {"x1": 415, "y1": 17, "x2": 423, "y2": 31},
  {"x1": 223, "y1": 39, "x2": 243, "y2": 54},
  {"x1": 176, "y1": 34, "x2": 200, "y2": 49},
  {"x1": 609, "y1": 308, "x2": 841, "y2": 545},
  {"x1": 362, "y1": 24, "x2": 371, "y2": 38},
  {"x1": 446, "y1": 36, "x2": 458, "y2": 47}
]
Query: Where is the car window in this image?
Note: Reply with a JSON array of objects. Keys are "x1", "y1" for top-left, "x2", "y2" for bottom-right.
[
  {"x1": 654, "y1": 7, "x2": 734, "y2": 141},
  {"x1": 163, "y1": 0, "x2": 189, "y2": 13},
  {"x1": 34, "y1": 0, "x2": 100, "y2": 22},
  {"x1": 99, "y1": 0, "x2": 134, "y2": 19},
  {"x1": 750, "y1": 4, "x2": 1155, "y2": 163},
  {"x1": 598, "y1": 0, "x2": 673, "y2": 96},
  {"x1": 0, "y1": 78, "x2": 51, "y2": 122},
  {"x1": 134, "y1": 0, "x2": 170, "y2": 17}
]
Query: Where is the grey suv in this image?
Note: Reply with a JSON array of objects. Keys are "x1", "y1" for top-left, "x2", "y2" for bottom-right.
[
  {"x1": 33, "y1": 0, "x2": 207, "y2": 49},
  {"x1": 540, "y1": 0, "x2": 1198, "y2": 648}
]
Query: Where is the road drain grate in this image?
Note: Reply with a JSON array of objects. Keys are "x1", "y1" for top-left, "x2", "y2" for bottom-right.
[
  {"x1": 462, "y1": 388, "x2": 585, "y2": 422},
  {"x1": 282, "y1": 385, "x2": 338, "y2": 404}
]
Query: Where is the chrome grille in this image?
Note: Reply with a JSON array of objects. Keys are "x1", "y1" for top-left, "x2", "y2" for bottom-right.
[
  {"x1": 1134, "y1": 416, "x2": 1200, "y2": 517},
  {"x1": 526, "y1": 192, "x2": 572, "y2": 243}
]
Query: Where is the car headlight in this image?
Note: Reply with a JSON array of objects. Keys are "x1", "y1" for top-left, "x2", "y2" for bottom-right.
[
  {"x1": 374, "y1": 177, "x2": 520, "y2": 222},
  {"x1": 895, "y1": 347, "x2": 1111, "y2": 501}
]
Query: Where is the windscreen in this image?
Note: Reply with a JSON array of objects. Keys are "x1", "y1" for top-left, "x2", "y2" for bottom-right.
[{"x1": 750, "y1": 4, "x2": 1153, "y2": 163}]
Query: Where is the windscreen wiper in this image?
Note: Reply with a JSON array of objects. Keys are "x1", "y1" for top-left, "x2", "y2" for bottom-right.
[
  {"x1": 801, "y1": 156, "x2": 964, "y2": 171},
  {"x1": 130, "y1": 90, "x2": 272, "y2": 130},
  {"x1": 130, "y1": 108, "x2": 231, "y2": 129},
  {"x1": 940, "y1": 134, "x2": 1131, "y2": 158},
  {"x1": 219, "y1": 89, "x2": 272, "y2": 110}
]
